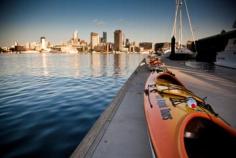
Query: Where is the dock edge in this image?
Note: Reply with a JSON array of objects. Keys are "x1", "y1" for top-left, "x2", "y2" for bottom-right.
[{"x1": 70, "y1": 58, "x2": 147, "y2": 158}]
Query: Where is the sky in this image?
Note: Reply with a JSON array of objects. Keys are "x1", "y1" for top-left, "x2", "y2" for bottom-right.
[{"x1": 0, "y1": 0, "x2": 235, "y2": 46}]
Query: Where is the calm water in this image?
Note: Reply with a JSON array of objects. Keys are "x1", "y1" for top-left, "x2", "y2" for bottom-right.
[{"x1": 0, "y1": 53, "x2": 145, "y2": 158}]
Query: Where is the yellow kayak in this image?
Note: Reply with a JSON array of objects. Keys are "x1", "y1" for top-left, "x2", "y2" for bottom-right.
[{"x1": 144, "y1": 71, "x2": 236, "y2": 158}]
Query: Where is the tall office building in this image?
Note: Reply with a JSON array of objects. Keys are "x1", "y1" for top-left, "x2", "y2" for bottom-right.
[
  {"x1": 125, "y1": 38, "x2": 130, "y2": 48},
  {"x1": 73, "y1": 30, "x2": 78, "y2": 40},
  {"x1": 103, "y1": 32, "x2": 107, "y2": 43},
  {"x1": 40, "y1": 37, "x2": 46, "y2": 50},
  {"x1": 114, "y1": 30, "x2": 123, "y2": 51},
  {"x1": 72, "y1": 30, "x2": 79, "y2": 46},
  {"x1": 25, "y1": 42, "x2": 30, "y2": 50},
  {"x1": 139, "y1": 42, "x2": 152, "y2": 50},
  {"x1": 91, "y1": 32, "x2": 100, "y2": 50}
]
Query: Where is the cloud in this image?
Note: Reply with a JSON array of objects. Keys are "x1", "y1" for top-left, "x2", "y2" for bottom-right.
[
  {"x1": 118, "y1": 18, "x2": 126, "y2": 23},
  {"x1": 116, "y1": 18, "x2": 126, "y2": 25},
  {"x1": 93, "y1": 19, "x2": 106, "y2": 27}
]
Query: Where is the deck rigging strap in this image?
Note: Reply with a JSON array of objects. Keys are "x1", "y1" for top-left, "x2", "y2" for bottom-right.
[
  {"x1": 170, "y1": 97, "x2": 186, "y2": 107},
  {"x1": 169, "y1": 97, "x2": 218, "y2": 117}
]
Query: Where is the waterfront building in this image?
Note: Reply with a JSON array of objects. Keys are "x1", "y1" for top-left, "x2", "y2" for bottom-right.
[
  {"x1": 78, "y1": 40, "x2": 88, "y2": 52},
  {"x1": 114, "y1": 30, "x2": 123, "y2": 51},
  {"x1": 73, "y1": 30, "x2": 78, "y2": 40},
  {"x1": 125, "y1": 38, "x2": 130, "y2": 48},
  {"x1": 107, "y1": 42, "x2": 113, "y2": 52},
  {"x1": 0, "y1": 47, "x2": 9, "y2": 52},
  {"x1": 103, "y1": 32, "x2": 107, "y2": 43},
  {"x1": 139, "y1": 42, "x2": 152, "y2": 51},
  {"x1": 30, "y1": 42, "x2": 37, "y2": 50},
  {"x1": 40, "y1": 37, "x2": 47, "y2": 50},
  {"x1": 71, "y1": 30, "x2": 80, "y2": 46},
  {"x1": 14, "y1": 41, "x2": 18, "y2": 46},
  {"x1": 93, "y1": 42, "x2": 114, "y2": 52},
  {"x1": 3, "y1": 46, "x2": 8, "y2": 52},
  {"x1": 15, "y1": 45, "x2": 25, "y2": 52},
  {"x1": 100, "y1": 37, "x2": 103, "y2": 43},
  {"x1": 61, "y1": 45, "x2": 78, "y2": 54},
  {"x1": 25, "y1": 42, "x2": 30, "y2": 50},
  {"x1": 94, "y1": 43, "x2": 107, "y2": 52},
  {"x1": 91, "y1": 32, "x2": 100, "y2": 50},
  {"x1": 47, "y1": 42, "x2": 52, "y2": 48},
  {"x1": 154, "y1": 42, "x2": 171, "y2": 52},
  {"x1": 129, "y1": 45, "x2": 135, "y2": 52},
  {"x1": 127, "y1": 41, "x2": 137, "y2": 52}
]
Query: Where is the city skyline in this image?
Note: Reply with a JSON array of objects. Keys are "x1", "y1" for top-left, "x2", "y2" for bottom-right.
[{"x1": 0, "y1": 0, "x2": 236, "y2": 47}]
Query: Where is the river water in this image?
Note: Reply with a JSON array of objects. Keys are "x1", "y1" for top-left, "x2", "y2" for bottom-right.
[{"x1": 0, "y1": 53, "x2": 145, "y2": 158}]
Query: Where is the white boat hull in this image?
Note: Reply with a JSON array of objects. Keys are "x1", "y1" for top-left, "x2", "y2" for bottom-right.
[
  {"x1": 215, "y1": 51, "x2": 236, "y2": 69},
  {"x1": 215, "y1": 38, "x2": 236, "y2": 69}
]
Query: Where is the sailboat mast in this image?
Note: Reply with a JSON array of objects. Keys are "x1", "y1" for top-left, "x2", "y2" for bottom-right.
[
  {"x1": 180, "y1": 7, "x2": 183, "y2": 48},
  {"x1": 183, "y1": 0, "x2": 197, "y2": 52},
  {"x1": 172, "y1": 0, "x2": 179, "y2": 38},
  {"x1": 179, "y1": 0, "x2": 183, "y2": 49},
  {"x1": 172, "y1": 0, "x2": 183, "y2": 49},
  {"x1": 171, "y1": 0, "x2": 197, "y2": 52}
]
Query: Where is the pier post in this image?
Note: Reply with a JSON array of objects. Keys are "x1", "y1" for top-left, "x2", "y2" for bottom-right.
[{"x1": 170, "y1": 36, "x2": 176, "y2": 59}]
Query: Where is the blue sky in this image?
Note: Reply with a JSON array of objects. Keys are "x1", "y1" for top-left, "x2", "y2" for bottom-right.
[{"x1": 0, "y1": 0, "x2": 235, "y2": 46}]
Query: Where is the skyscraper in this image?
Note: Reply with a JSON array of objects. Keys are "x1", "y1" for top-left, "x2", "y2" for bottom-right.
[
  {"x1": 72, "y1": 30, "x2": 79, "y2": 46},
  {"x1": 103, "y1": 32, "x2": 107, "y2": 43},
  {"x1": 125, "y1": 38, "x2": 130, "y2": 48},
  {"x1": 40, "y1": 37, "x2": 46, "y2": 50},
  {"x1": 73, "y1": 30, "x2": 78, "y2": 40},
  {"x1": 114, "y1": 30, "x2": 123, "y2": 51},
  {"x1": 90, "y1": 32, "x2": 100, "y2": 50}
]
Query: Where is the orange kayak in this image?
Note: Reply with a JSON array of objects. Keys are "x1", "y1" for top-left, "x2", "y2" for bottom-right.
[
  {"x1": 146, "y1": 56, "x2": 174, "y2": 75},
  {"x1": 144, "y1": 71, "x2": 236, "y2": 158},
  {"x1": 148, "y1": 56, "x2": 164, "y2": 69}
]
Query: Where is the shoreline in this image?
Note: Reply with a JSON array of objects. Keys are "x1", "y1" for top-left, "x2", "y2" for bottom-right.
[{"x1": 0, "y1": 51, "x2": 150, "y2": 54}]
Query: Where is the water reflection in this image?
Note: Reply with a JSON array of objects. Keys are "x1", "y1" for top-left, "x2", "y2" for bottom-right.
[
  {"x1": 101, "y1": 54, "x2": 108, "y2": 76},
  {"x1": 114, "y1": 54, "x2": 121, "y2": 75},
  {"x1": 42, "y1": 53, "x2": 49, "y2": 76},
  {"x1": 18, "y1": 53, "x2": 139, "y2": 77},
  {"x1": 91, "y1": 53, "x2": 101, "y2": 77},
  {"x1": 0, "y1": 53, "x2": 145, "y2": 78}
]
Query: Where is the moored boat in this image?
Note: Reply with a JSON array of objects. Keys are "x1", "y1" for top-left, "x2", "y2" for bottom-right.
[{"x1": 144, "y1": 71, "x2": 236, "y2": 158}]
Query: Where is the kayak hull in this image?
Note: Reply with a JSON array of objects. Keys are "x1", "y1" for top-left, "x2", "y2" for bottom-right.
[{"x1": 144, "y1": 71, "x2": 236, "y2": 158}]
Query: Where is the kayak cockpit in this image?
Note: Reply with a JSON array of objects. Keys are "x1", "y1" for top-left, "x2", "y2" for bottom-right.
[
  {"x1": 156, "y1": 73, "x2": 184, "y2": 87},
  {"x1": 184, "y1": 117, "x2": 236, "y2": 158}
]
